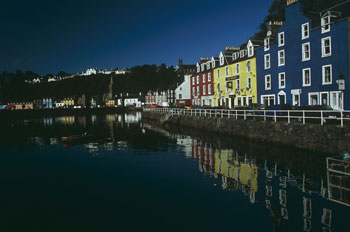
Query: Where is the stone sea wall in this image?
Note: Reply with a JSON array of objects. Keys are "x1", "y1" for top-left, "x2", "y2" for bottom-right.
[{"x1": 143, "y1": 111, "x2": 350, "y2": 155}]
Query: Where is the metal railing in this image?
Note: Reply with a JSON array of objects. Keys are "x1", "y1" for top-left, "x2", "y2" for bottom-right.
[{"x1": 144, "y1": 107, "x2": 350, "y2": 127}]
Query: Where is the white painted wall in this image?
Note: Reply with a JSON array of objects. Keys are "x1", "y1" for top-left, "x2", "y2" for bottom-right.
[{"x1": 175, "y1": 75, "x2": 191, "y2": 100}]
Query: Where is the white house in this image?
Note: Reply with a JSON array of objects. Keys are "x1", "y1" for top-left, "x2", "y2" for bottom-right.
[{"x1": 175, "y1": 74, "x2": 191, "y2": 106}]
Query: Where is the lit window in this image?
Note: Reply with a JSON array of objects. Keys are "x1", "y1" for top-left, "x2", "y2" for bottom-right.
[
  {"x1": 301, "y1": 23, "x2": 309, "y2": 39},
  {"x1": 303, "y1": 68, "x2": 311, "y2": 86},
  {"x1": 322, "y1": 65, "x2": 332, "y2": 85},
  {"x1": 278, "y1": 50, "x2": 285, "y2": 66},
  {"x1": 265, "y1": 75, "x2": 271, "y2": 90},
  {"x1": 279, "y1": 73, "x2": 285, "y2": 89},
  {"x1": 321, "y1": 37, "x2": 331, "y2": 57},
  {"x1": 302, "y1": 43, "x2": 310, "y2": 61}
]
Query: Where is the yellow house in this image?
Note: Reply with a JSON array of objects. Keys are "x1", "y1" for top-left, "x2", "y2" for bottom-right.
[{"x1": 213, "y1": 40, "x2": 258, "y2": 108}]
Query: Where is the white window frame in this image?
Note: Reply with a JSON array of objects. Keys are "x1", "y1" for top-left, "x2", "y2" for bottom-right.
[
  {"x1": 264, "y1": 54, "x2": 270, "y2": 69},
  {"x1": 320, "y1": 91, "x2": 329, "y2": 105},
  {"x1": 203, "y1": 73, "x2": 206, "y2": 83},
  {"x1": 278, "y1": 32, "x2": 285, "y2": 47},
  {"x1": 192, "y1": 77, "x2": 195, "y2": 85},
  {"x1": 212, "y1": 61, "x2": 215, "y2": 68},
  {"x1": 208, "y1": 73, "x2": 211, "y2": 82},
  {"x1": 197, "y1": 86, "x2": 199, "y2": 96},
  {"x1": 217, "y1": 69, "x2": 220, "y2": 79},
  {"x1": 301, "y1": 23, "x2": 309, "y2": 39},
  {"x1": 278, "y1": 72, "x2": 285, "y2": 89},
  {"x1": 302, "y1": 42, "x2": 310, "y2": 61},
  {"x1": 260, "y1": 94, "x2": 275, "y2": 106},
  {"x1": 265, "y1": 75, "x2": 271, "y2": 90},
  {"x1": 321, "y1": 16, "x2": 330, "y2": 34},
  {"x1": 321, "y1": 36, "x2": 331, "y2": 57},
  {"x1": 192, "y1": 87, "x2": 195, "y2": 96},
  {"x1": 330, "y1": 91, "x2": 344, "y2": 110},
  {"x1": 236, "y1": 79, "x2": 240, "y2": 91},
  {"x1": 208, "y1": 84, "x2": 211, "y2": 95},
  {"x1": 225, "y1": 66, "x2": 229, "y2": 77},
  {"x1": 264, "y1": 38, "x2": 270, "y2": 51},
  {"x1": 248, "y1": 45, "x2": 254, "y2": 57},
  {"x1": 220, "y1": 56, "x2": 224, "y2": 66},
  {"x1": 308, "y1": 92, "x2": 319, "y2": 105},
  {"x1": 201, "y1": 64, "x2": 205, "y2": 72},
  {"x1": 247, "y1": 77, "x2": 252, "y2": 89},
  {"x1": 278, "y1": 50, "x2": 285, "y2": 66},
  {"x1": 235, "y1": 63, "x2": 240, "y2": 74},
  {"x1": 322, "y1": 64, "x2": 332, "y2": 85},
  {"x1": 196, "y1": 75, "x2": 199, "y2": 84},
  {"x1": 203, "y1": 85, "x2": 206, "y2": 95},
  {"x1": 246, "y1": 60, "x2": 251, "y2": 73},
  {"x1": 277, "y1": 90, "x2": 286, "y2": 105},
  {"x1": 302, "y1": 68, "x2": 311, "y2": 87}
]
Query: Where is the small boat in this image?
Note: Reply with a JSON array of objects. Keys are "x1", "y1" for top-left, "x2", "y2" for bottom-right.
[{"x1": 61, "y1": 133, "x2": 92, "y2": 143}]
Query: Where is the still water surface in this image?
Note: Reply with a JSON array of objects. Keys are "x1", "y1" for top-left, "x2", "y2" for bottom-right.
[{"x1": 0, "y1": 112, "x2": 349, "y2": 232}]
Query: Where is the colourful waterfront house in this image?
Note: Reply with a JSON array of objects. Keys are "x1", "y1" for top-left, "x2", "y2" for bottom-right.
[
  {"x1": 256, "y1": 0, "x2": 350, "y2": 110},
  {"x1": 213, "y1": 41, "x2": 260, "y2": 108},
  {"x1": 191, "y1": 57, "x2": 217, "y2": 106}
]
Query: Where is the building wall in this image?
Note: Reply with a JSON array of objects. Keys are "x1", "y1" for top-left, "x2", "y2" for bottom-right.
[{"x1": 257, "y1": 1, "x2": 349, "y2": 110}]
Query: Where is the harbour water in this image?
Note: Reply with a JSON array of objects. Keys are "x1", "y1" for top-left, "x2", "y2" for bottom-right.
[{"x1": 0, "y1": 112, "x2": 349, "y2": 232}]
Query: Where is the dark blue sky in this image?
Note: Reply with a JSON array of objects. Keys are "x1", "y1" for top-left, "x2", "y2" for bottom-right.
[{"x1": 0, "y1": 0, "x2": 273, "y2": 75}]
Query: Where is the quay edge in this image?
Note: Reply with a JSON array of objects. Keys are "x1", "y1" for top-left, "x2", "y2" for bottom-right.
[{"x1": 143, "y1": 111, "x2": 350, "y2": 155}]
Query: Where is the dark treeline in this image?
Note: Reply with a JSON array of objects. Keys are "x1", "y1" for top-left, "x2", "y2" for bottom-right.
[
  {"x1": 0, "y1": 64, "x2": 180, "y2": 103},
  {"x1": 252, "y1": 0, "x2": 348, "y2": 40}
]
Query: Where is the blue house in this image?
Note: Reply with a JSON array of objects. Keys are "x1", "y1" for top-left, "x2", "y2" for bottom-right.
[{"x1": 256, "y1": 0, "x2": 350, "y2": 110}]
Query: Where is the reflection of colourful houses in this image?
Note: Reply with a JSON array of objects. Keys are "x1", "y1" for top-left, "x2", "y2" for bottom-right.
[{"x1": 214, "y1": 149, "x2": 258, "y2": 192}]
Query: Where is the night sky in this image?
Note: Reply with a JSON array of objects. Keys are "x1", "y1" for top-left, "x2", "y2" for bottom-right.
[{"x1": 0, "y1": 0, "x2": 273, "y2": 75}]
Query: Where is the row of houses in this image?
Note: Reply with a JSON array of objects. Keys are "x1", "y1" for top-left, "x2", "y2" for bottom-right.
[{"x1": 175, "y1": 0, "x2": 350, "y2": 110}]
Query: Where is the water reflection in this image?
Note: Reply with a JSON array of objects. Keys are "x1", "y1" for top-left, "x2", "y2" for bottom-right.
[{"x1": 142, "y1": 121, "x2": 349, "y2": 232}]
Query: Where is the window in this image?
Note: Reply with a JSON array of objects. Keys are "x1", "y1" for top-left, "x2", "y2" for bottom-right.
[
  {"x1": 322, "y1": 65, "x2": 332, "y2": 85},
  {"x1": 278, "y1": 91, "x2": 286, "y2": 104},
  {"x1": 197, "y1": 65, "x2": 200, "y2": 73},
  {"x1": 246, "y1": 60, "x2": 251, "y2": 73},
  {"x1": 203, "y1": 74, "x2": 206, "y2": 83},
  {"x1": 292, "y1": 93, "x2": 300, "y2": 106},
  {"x1": 247, "y1": 77, "x2": 252, "y2": 89},
  {"x1": 321, "y1": 37, "x2": 331, "y2": 57},
  {"x1": 330, "y1": 91, "x2": 343, "y2": 110},
  {"x1": 212, "y1": 61, "x2": 215, "y2": 68},
  {"x1": 236, "y1": 79, "x2": 240, "y2": 91},
  {"x1": 207, "y1": 63, "x2": 211, "y2": 70},
  {"x1": 261, "y1": 95, "x2": 275, "y2": 106},
  {"x1": 196, "y1": 76, "x2": 199, "y2": 84},
  {"x1": 248, "y1": 96, "x2": 253, "y2": 105},
  {"x1": 225, "y1": 66, "x2": 229, "y2": 77},
  {"x1": 321, "y1": 16, "x2": 330, "y2": 33},
  {"x1": 278, "y1": 50, "x2": 285, "y2": 66},
  {"x1": 264, "y1": 54, "x2": 270, "y2": 69},
  {"x1": 192, "y1": 87, "x2": 195, "y2": 96},
  {"x1": 197, "y1": 86, "x2": 199, "y2": 95},
  {"x1": 265, "y1": 75, "x2": 271, "y2": 90},
  {"x1": 237, "y1": 96, "x2": 242, "y2": 106},
  {"x1": 278, "y1": 32, "x2": 285, "y2": 46},
  {"x1": 220, "y1": 56, "x2": 224, "y2": 65},
  {"x1": 303, "y1": 68, "x2": 311, "y2": 86},
  {"x1": 179, "y1": 94, "x2": 182, "y2": 99},
  {"x1": 248, "y1": 45, "x2": 254, "y2": 57},
  {"x1": 235, "y1": 63, "x2": 240, "y2": 74},
  {"x1": 208, "y1": 84, "x2": 211, "y2": 94},
  {"x1": 208, "y1": 73, "x2": 211, "y2": 81},
  {"x1": 192, "y1": 77, "x2": 195, "y2": 85},
  {"x1": 309, "y1": 92, "x2": 319, "y2": 105},
  {"x1": 201, "y1": 64, "x2": 205, "y2": 72},
  {"x1": 233, "y1": 53, "x2": 238, "y2": 60},
  {"x1": 320, "y1": 92, "x2": 329, "y2": 105},
  {"x1": 217, "y1": 69, "x2": 220, "y2": 79},
  {"x1": 279, "y1": 72, "x2": 285, "y2": 89},
  {"x1": 203, "y1": 85, "x2": 206, "y2": 95},
  {"x1": 302, "y1": 23, "x2": 309, "y2": 39},
  {"x1": 264, "y1": 38, "x2": 270, "y2": 51},
  {"x1": 217, "y1": 83, "x2": 221, "y2": 93},
  {"x1": 302, "y1": 43, "x2": 310, "y2": 61}
]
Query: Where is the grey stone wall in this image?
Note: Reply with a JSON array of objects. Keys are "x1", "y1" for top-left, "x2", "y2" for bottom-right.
[{"x1": 143, "y1": 111, "x2": 350, "y2": 155}]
